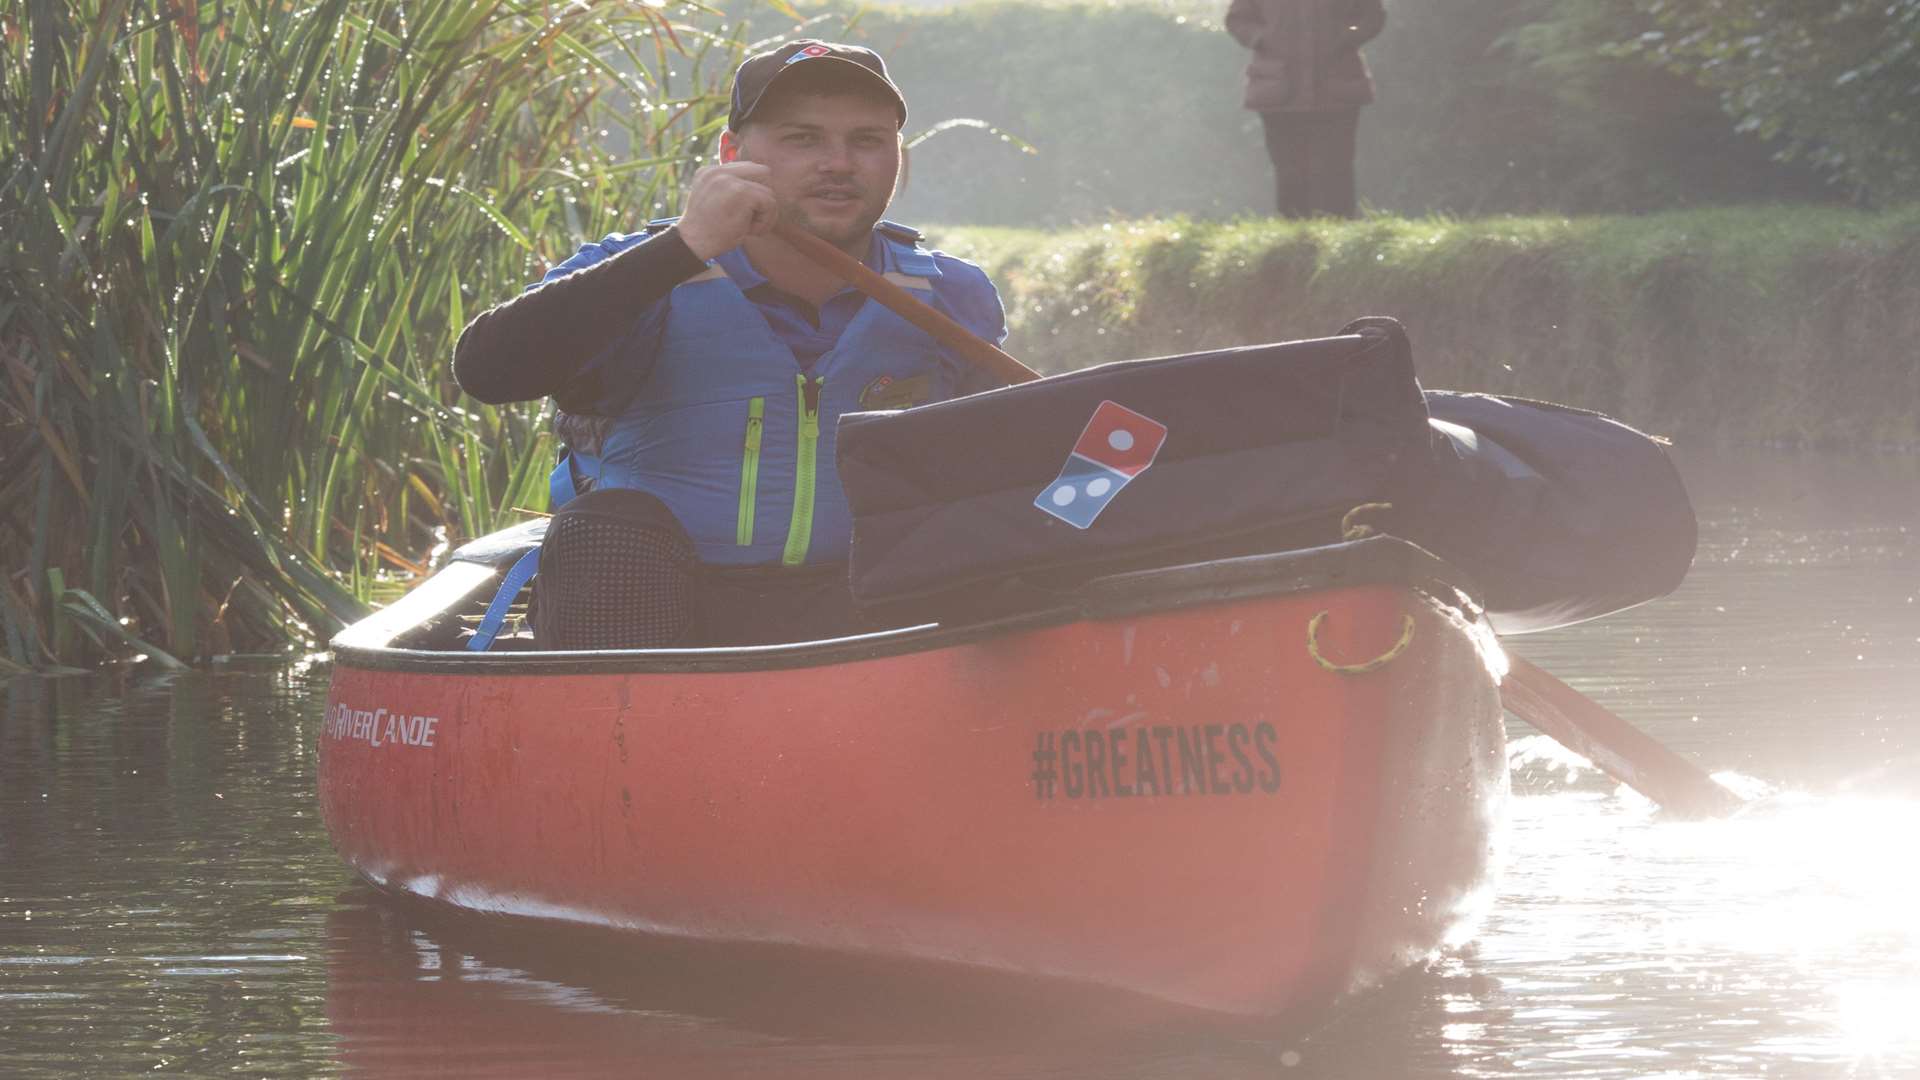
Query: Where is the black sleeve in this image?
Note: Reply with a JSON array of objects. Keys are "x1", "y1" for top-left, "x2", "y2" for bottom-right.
[{"x1": 452, "y1": 226, "x2": 708, "y2": 406}]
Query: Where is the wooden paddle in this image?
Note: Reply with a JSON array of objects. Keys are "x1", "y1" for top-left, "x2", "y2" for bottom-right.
[
  {"x1": 1502, "y1": 656, "x2": 1742, "y2": 818},
  {"x1": 774, "y1": 219, "x2": 1742, "y2": 819},
  {"x1": 774, "y1": 222, "x2": 1042, "y2": 385}
]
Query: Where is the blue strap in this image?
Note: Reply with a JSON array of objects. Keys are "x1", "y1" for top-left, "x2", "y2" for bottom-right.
[
  {"x1": 875, "y1": 219, "x2": 924, "y2": 243},
  {"x1": 549, "y1": 452, "x2": 578, "y2": 512},
  {"x1": 880, "y1": 232, "x2": 941, "y2": 278},
  {"x1": 466, "y1": 548, "x2": 542, "y2": 652}
]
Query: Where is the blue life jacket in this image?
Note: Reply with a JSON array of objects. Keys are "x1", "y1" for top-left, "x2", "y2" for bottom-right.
[{"x1": 561, "y1": 224, "x2": 995, "y2": 566}]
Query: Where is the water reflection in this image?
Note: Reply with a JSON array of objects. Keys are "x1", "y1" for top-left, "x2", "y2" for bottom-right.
[
  {"x1": 0, "y1": 669, "x2": 343, "y2": 1077},
  {"x1": 321, "y1": 888, "x2": 1481, "y2": 1078},
  {"x1": 1514, "y1": 448, "x2": 1920, "y2": 790},
  {"x1": 3, "y1": 449, "x2": 1918, "y2": 1076},
  {"x1": 312, "y1": 775, "x2": 1920, "y2": 1079},
  {"x1": 1466, "y1": 760, "x2": 1920, "y2": 1077}
]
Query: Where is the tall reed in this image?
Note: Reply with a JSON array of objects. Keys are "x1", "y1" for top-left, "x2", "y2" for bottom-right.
[{"x1": 0, "y1": 1, "x2": 755, "y2": 668}]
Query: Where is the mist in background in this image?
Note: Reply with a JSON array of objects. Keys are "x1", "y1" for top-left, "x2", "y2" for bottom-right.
[{"x1": 808, "y1": 0, "x2": 1904, "y2": 226}]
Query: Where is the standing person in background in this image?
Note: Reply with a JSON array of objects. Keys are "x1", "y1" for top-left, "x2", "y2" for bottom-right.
[{"x1": 1226, "y1": 0, "x2": 1386, "y2": 219}]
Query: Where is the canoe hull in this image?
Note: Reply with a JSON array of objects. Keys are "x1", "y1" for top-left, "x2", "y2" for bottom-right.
[{"x1": 320, "y1": 550, "x2": 1507, "y2": 1020}]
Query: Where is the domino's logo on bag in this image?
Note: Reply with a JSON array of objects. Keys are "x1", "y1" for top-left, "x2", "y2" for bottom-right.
[{"x1": 1034, "y1": 400, "x2": 1169, "y2": 529}]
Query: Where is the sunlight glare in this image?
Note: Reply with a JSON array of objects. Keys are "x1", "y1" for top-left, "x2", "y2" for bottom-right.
[{"x1": 1831, "y1": 979, "x2": 1920, "y2": 1062}]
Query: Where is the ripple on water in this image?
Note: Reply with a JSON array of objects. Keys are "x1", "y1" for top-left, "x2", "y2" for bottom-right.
[{"x1": 1, "y1": 451, "x2": 1917, "y2": 1078}]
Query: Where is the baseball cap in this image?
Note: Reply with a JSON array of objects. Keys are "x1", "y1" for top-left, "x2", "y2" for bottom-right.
[{"x1": 728, "y1": 40, "x2": 908, "y2": 131}]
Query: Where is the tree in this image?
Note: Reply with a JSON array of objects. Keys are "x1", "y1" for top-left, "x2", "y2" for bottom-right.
[
  {"x1": 1634, "y1": 0, "x2": 1920, "y2": 203},
  {"x1": 1359, "y1": 0, "x2": 1825, "y2": 214},
  {"x1": 1503, "y1": 0, "x2": 1828, "y2": 210}
]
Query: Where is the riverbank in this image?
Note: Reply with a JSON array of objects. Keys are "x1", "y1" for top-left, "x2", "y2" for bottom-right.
[{"x1": 934, "y1": 206, "x2": 1920, "y2": 449}]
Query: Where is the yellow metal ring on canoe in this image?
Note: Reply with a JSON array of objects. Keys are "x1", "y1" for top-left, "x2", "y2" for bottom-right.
[
  {"x1": 1307, "y1": 610, "x2": 1417, "y2": 676},
  {"x1": 1340, "y1": 501, "x2": 1395, "y2": 541}
]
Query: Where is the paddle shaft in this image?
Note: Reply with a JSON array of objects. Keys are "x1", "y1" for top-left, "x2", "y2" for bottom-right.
[
  {"x1": 771, "y1": 221, "x2": 1040, "y2": 386},
  {"x1": 775, "y1": 218, "x2": 1741, "y2": 819},
  {"x1": 1502, "y1": 656, "x2": 1743, "y2": 818}
]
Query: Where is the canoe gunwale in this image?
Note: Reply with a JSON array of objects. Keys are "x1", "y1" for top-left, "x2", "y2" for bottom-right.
[{"x1": 330, "y1": 535, "x2": 1482, "y2": 677}]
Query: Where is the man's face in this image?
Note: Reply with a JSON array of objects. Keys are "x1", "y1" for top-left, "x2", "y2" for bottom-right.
[{"x1": 733, "y1": 91, "x2": 901, "y2": 250}]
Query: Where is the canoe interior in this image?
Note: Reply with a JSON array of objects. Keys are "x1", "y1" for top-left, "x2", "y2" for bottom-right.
[{"x1": 332, "y1": 534, "x2": 1485, "y2": 673}]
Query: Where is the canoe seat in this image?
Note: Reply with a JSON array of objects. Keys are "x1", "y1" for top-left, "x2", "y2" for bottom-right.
[{"x1": 448, "y1": 518, "x2": 547, "y2": 570}]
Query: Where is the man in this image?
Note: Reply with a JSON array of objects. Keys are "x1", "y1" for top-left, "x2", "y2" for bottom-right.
[
  {"x1": 1226, "y1": 0, "x2": 1386, "y2": 219},
  {"x1": 454, "y1": 40, "x2": 1007, "y2": 649}
]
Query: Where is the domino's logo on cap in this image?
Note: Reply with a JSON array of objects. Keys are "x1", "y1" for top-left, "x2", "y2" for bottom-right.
[
  {"x1": 1034, "y1": 401, "x2": 1169, "y2": 529},
  {"x1": 785, "y1": 44, "x2": 833, "y2": 64}
]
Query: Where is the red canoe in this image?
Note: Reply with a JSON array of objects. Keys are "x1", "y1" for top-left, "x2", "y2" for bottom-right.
[{"x1": 318, "y1": 535, "x2": 1508, "y2": 1023}]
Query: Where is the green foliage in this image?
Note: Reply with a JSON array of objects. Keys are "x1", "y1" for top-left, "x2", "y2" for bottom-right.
[
  {"x1": 812, "y1": 0, "x2": 1836, "y2": 224},
  {"x1": 6, "y1": 0, "x2": 1910, "y2": 670},
  {"x1": 0, "y1": 1, "x2": 743, "y2": 668},
  {"x1": 1346, "y1": 0, "x2": 1828, "y2": 211},
  {"x1": 1632, "y1": 0, "x2": 1920, "y2": 203},
  {"x1": 937, "y1": 206, "x2": 1920, "y2": 448},
  {"x1": 1482, "y1": 0, "x2": 1830, "y2": 211}
]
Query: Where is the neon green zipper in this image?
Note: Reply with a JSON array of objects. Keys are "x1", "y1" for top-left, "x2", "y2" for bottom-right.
[
  {"x1": 782, "y1": 374, "x2": 823, "y2": 566},
  {"x1": 736, "y1": 396, "x2": 764, "y2": 546}
]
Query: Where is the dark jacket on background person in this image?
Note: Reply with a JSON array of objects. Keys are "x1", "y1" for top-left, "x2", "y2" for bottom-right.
[{"x1": 1225, "y1": 0, "x2": 1385, "y2": 112}]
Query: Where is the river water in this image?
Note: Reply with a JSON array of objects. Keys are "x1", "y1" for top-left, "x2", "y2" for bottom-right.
[{"x1": 3, "y1": 449, "x2": 1917, "y2": 1078}]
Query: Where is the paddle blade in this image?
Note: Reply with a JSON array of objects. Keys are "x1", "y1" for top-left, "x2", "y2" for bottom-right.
[{"x1": 1501, "y1": 655, "x2": 1743, "y2": 819}]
